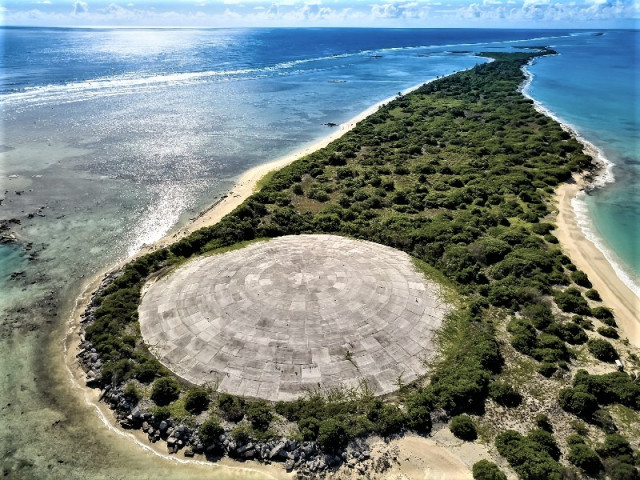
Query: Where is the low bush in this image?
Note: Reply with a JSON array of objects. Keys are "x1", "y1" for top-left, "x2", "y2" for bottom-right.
[
  {"x1": 527, "y1": 429, "x2": 561, "y2": 460},
  {"x1": 495, "y1": 430, "x2": 564, "y2": 479},
  {"x1": 558, "y1": 388, "x2": 598, "y2": 419},
  {"x1": 199, "y1": 417, "x2": 224, "y2": 445},
  {"x1": 246, "y1": 400, "x2": 273, "y2": 431},
  {"x1": 150, "y1": 378, "x2": 181, "y2": 406},
  {"x1": 218, "y1": 393, "x2": 246, "y2": 422},
  {"x1": 568, "y1": 442, "x2": 603, "y2": 474},
  {"x1": 598, "y1": 326, "x2": 619, "y2": 339},
  {"x1": 472, "y1": 460, "x2": 507, "y2": 480},
  {"x1": 571, "y1": 270, "x2": 592, "y2": 288},
  {"x1": 450, "y1": 415, "x2": 477, "y2": 441},
  {"x1": 488, "y1": 381, "x2": 522, "y2": 407},
  {"x1": 535, "y1": 413, "x2": 553, "y2": 432},
  {"x1": 538, "y1": 363, "x2": 557, "y2": 378},
  {"x1": 317, "y1": 418, "x2": 348, "y2": 452},
  {"x1": 554, "y1": 288, "x2": 590, "y2": 315},
  {"x1": 591, "y1": 306, "x2": 614, "y2": 320},
  {"x1": 585, "y1": 289, "x2": 601, "y2": 301},
  {"x1": 123, "y1": 382, "x2": 142, "y2": 403},
  {"x1": 587, "y1": 338, "x2": 618, "y2": 362},
  {"x1": 184, "y1": 388, "x2": 210, "y2": 414},
  {"x1": 573, "y1": 370, "x2": 640, "y2": 410}
]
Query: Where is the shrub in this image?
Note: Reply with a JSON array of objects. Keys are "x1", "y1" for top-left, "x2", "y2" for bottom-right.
[
  {"x1": 573, "y1": 370, "x2": 640, "y2": 410},
  {"x1": 558, "y1": 388, "x2": 598, "y2": 419},
  {"x1": 587, "y1": 338, "x2": 618, "y2": 362},
  {"x1": 152, "y1": 405, "x2": 171, "y2": 422},
  {"x1": 535, "y1": 413, "x2": 553, "y2": 432},
  {"x1": 568, "y1": 443, "x2": 603, "y2": 474},
  {"x1": 488, "y1": 381, "x2": 522, "y2": 407},
  {"x1": 571, "y1": 270, "x2": 592, "y2": 288},
  {"x1": 150, "y1": 378, "x2": 181, "y2": 406},
  {"x1": 495, "y1": 430, "x2": 564, "y2": 480},
  {"x1": 598, "y1": 326, "x2": 619, "y2": 339},
  {"x1": 298, "y1": 417, "x2": 321, "y2": 441},
  {"x1": 554, "y1": 288, "x2": 590, "y2": 315},
  {"x1": 218, "y1": 393, "x2": 246, "y2": 422},
  {"x1": 522, "y1": 303, "x2": 554, "y2": 330},
  {"x1": 527, "y1": 429, "x2": 561, "y2": 460},
  {"x1": 538, "y1": 363, "x2": 557, "y2": 378},
  {"x1": 317, "y1": 418, "x2": 348, "y2": 452},
  {"x1": 246, "y1": 400, "x2": 273, "y2": 431},
  {"x1": 404, "y1": 390, "x2": 433, "y2": 434},
  {"x1": 472, "y1": 460, "x2": 507, "y2": 480},
  {"x1": 199, "y1": 417, "x2": 224, "y2": 445},
  {"x1": 585, "y1": 289, "x2": 601, "y2": 301},
  {"x1": 450, "y1": 415, "x2": 477, "y2": 441},
  {"x1": 597, "y1": 434, "x2": 634, "y2": 460},
  {"x1": 591, "y1": 306, "x2": 614, "y2": 320},
  {"x1": 123, "y1": 382, "x2": 142, "y2": 403},
  {"x1": 184, "y1": 388, "x2": 210, "y2": 414},
  {"x1": 231, "y1": 424, "x2": 252, "y2": 444}
]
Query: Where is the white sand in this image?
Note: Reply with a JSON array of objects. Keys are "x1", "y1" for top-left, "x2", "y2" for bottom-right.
[{"x1": 555, "y1": 176, "x2": 640, "y2": 347}]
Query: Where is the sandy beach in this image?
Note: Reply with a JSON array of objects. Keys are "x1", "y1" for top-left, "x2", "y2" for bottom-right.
[{"x1": 555, "y1": 176, "x2": 640, "y2": 347}]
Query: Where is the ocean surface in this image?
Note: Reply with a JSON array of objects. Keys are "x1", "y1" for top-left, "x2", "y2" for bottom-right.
[{"x1": 0, "y1": 27, "x2": 637, "y2": 479}]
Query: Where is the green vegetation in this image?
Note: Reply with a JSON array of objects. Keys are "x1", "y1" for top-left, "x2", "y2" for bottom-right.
[
  {"x1": 183, "y1": 387, "x2": 210, "y2": 414},
  {"x1": 449, "y1": 415, "x2": 477, "y2": 441},
  {"x1": 199, "y1": 417, "x2": 224, "y2": 445},
  {"x1": 585, "y1": 288, "x2": 601, "y2": 301},
  {"x1": 587, "y1": 338, "x2": 619, "y2": 362},
  {"x1": 218, "y1": 393, "x2": 246, "y2": 422},
  {"x1": 150, "y1": 377, "x2": 181, "y2": 406},
  {"x1": 567, "y1": 437, "x2": 603, "y2": 474},
  {"x1": 472, "y1": 460, "x2": 507, "y2": 480},
  {"x1": 488, "y1": 381, "x2": 522, "y2": 407},
  {"x1": 80, "y1": 48, "x2": 639, "y2": 467},
  {"x1": 495, "y1": 429, "x2": 564, "y2": 479},
  {"x1": 534, "y1": 413, "x2": 552, "y2": 432}
]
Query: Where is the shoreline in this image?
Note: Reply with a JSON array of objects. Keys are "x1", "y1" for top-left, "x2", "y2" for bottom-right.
[
  {"x1": 554, "y1": 177, "x2": 640, "y2": 348},
  {"x1": 522, "y1": 61, "x2": 640, "y2": 347},
  {"x1": 62, "y1": 72, "x2": 477, "y2": 478}
]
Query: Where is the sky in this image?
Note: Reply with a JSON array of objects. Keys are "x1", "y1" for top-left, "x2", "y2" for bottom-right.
[{"x1": 0, "y1": 0, "x2": 638, "y2": 28}]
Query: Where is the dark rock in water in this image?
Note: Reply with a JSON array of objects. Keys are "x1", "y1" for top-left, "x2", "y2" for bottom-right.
[{"x1": 324, "y1": 122, "x2": 338, "y2": 127}]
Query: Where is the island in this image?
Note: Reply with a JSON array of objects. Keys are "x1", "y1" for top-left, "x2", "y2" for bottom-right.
[{"x1": 75, "y1": 48, "x2": 640, "y2": 479}]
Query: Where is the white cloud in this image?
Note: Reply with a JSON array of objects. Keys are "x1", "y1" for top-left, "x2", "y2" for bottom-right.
[
  {"x1": 72, "y1": 0, "x2": 89, "y2": 15},
  {"x1": 1, "y1": 0, "x2": 638, "y2": 27}
]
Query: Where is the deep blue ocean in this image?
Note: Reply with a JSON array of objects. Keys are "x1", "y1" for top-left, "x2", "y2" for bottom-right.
[{"x1": 0, "y1": 27, "x2": 638, "y2": 479}]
